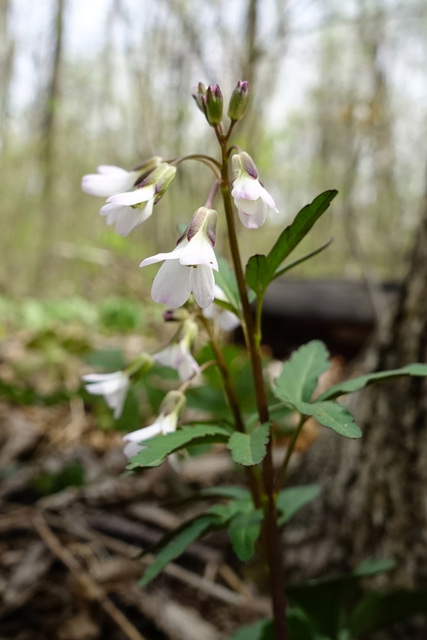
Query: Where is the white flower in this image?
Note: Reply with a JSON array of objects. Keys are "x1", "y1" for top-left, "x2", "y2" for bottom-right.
[
  {"x1": 122, "y1": 413, "x2": 177, "y2": 459},
  {"x1": 82, "y1": 162, "x2": 176, "y2": 237},
  {"x1": 82, "y1": 371, "x2": 129, "y2": 419},
  {"x1": 81, "y1": 165, "x2": 141, "y2": 198},
  {"x1": 140, "y1": 207, "x2": 218, "y2": 309},
  {"x1": 203, "y1": 285, "x2": 241, "y2": 331},
  {"x1": 231, "y1": 152, "x2": 278, "y2": 229},
  {"x1": 153, "y1": 319, "x2": 200, "y2": 381},
  {"x1": 122, "y1": 390, "x2": 185, "y2": 459}
]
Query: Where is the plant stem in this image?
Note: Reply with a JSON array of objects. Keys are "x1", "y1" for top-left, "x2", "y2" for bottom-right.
[
  {"x1": 200, "y1": 315, "x2": 262, "y2": 509},
  {"x1": 275, "y1": 415, "x2": 307, "y2": 492},
  {"x1": 219, "y1": 144, "x2": 288, "y2": 639}
]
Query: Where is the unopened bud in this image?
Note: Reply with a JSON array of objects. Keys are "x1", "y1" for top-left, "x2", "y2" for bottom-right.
[
  {"x1": 228, "y1": 81, "x2": 250, "y2": 122},
  {"x1": 205, "y1": 84, "x2": 223, "y2": 125},
  {"x1": 192, "y1": 82, "x2": 208, "y2": 113}
]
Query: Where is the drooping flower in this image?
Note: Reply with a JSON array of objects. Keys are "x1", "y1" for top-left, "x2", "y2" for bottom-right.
[
  {"x1": 82, "y1": 371, "x2": 129, "y2": 419},
  {"x1": 122, "y1": 390, "x2": 185, "y2": 459},
  {"x1": 82, "y1": 160, "x2": 176, "y2": 237},
  {"x1": 231, "y1": 151, "x2": 278, "y2": 229},
  {"x1": 140, "y1": 207, "x2": 218, "y2": 309},
  {"x1": 153, "y1": 319, "x2": 200, "y2": 381},
  {"x1": 203, "y1": 285, "x2": 241, "y2": 331},
  {"x1": 81, "y1": 165, "x2": 142, "y2": 198}
]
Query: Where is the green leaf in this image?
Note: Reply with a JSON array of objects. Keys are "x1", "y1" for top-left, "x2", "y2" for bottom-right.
[
  {"x1": 227, "y1": 423, "x2": 270, "y2": 466},
  {"x1": 348, "y1": 588, "x2": 427, "y2": 637},
  {"x1": 267, "y1": 190, "x2": 338, "y2": 277},
  {"x1": 127, "y1": 425, "x2": 230, "y2": 469},
  {"x1": 277, "y1": 485, "x2": 322, "y2": 526},
  {"x1": 317, "y1": 363, "x2": 427, "y2": 402},
  {"x1": 353, "y1": 557, "x2": 397, "y2": 577},
  {"x1": 272, "y1": 239, "x2": 333, "y2": 281},
  {"x1": 215, "y1": 256, "x2": 240, "y2": 311},
  {"x1": 228, "y1": 509, "x2": 264, "y2": 561},
  {"x1": 227, "y1": 618, "x2": 273, "y2": 640},
  {"x1": 139, "y1": 514, "x2": 218, "y2": 586},
  {"x1": 245, "y1": 254, "x2": 269, "y2": 293},
  {"x1": 296, "y1": 401, "x2": 362, "y2": 439},
  {"x1": 274, "y1": 341, "x2": 330, "y2": 405}
]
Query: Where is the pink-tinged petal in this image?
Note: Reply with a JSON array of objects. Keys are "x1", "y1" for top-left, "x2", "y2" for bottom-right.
[
  {"x1": 107, "y1": 185, "x2": 155, "y2": 206},
  {"x1": 151, "y1": 261, "x2": 192, "y2": 307},
  {"x1": 238, "y1": 204, "x2": 267, "y2": 229},
  {"x1": 231, "y1": 175, "x2": 262, "y2": 202},
  {"x1": 177, "y1": 353, "x2": 200, "y2": 381},
  {"x1": 191, "y1": 265, "x2": 215, "y2": 308},
  {"x1": 259, "y1": 185, "x2": 279, "y2": 212},
  {"x1": 179, "y1": 231, "x2": 218, "y2": 270}
]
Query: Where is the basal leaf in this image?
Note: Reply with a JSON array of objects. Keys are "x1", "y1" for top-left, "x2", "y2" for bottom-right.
[
  {"x1": 227, "y1": 423, "x2": 270, "y2": 466},
  {"x1": 277, "y1": 484, "x2": 322, "y2": 526},
  {"x1": 267, "y1": 190, "x2": 338, "y2": 277},
  {"x1": 274, "y1": 341, "x2": 330, "y2": 405},
  {"x1": 127, "y1": 425, "x2": 230, "y2": 469},
  {"x1": 139, "y1": 514, "x2": 218, "y2": 586},
  {"x1": 228, "y1": 509, "x2": 264, "y2": 561},
  {"x1": 245, "y1": 254, "x2": 269, "y2": 293},
  {"x1": 296, "y1": 401, "x2": 362, "y2": 439},
  {"x1": 317, "y1": 363, "x2": 427, "y2": 402}
]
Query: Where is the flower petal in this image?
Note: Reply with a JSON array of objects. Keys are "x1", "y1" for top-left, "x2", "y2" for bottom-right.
[
  {"x1": 179, "y1": 231, "x2": 218, "y2": 270},
  {"x1": 191, "y1": 265, "x2": 215, "y2": 308},
  {"x1": 140, "y1": 243, "x2": 184, "y2": 268},
  {"x1": 82, "y1": 170, "x2": 138, "y2": 198},
  {"x1": 151, "y1": 261, "x2": 192, "y2": 307},
  {"x1": 259, "y1": 185, "x2": 278, "y2": 212},
  {"x1": 107, "y1": 185, "x2": 155, "y2": 206},
  {"x1": 232, "y1": 175, "x2": 262, "y2": 202},
  {"x1": 237, "y1": 198, "x2": 267, "y2": 228}
]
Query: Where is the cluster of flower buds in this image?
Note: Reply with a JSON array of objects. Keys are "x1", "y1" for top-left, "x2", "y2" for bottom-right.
[{"x1": 193, "y1": 80, "x2": 250, "y2": 126}]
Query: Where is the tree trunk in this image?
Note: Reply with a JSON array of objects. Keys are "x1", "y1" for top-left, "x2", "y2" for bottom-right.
[{"x1": 289, "y1": 167, "x2": 427, "y2": 596}]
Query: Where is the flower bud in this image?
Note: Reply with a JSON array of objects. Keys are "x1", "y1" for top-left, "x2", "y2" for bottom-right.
[
  {"x1": 227, "y1": 81, "x2": 250, "y2": 122},
  {"x1": 192, "y1": 82, "x2": 208, "y2": 113},
  {"x1": 205, "y1": 84, "x2": 223, "y2": 125}
]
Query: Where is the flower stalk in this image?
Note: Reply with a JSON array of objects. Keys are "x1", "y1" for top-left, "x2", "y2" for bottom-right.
[{"x1": 219, "y1": 141, "x2": 288, "y2": 640}]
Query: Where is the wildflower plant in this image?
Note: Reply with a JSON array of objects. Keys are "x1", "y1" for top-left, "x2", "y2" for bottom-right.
[{"x1": 82, "y1": 82, "x2": 427, "y2": 639}]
